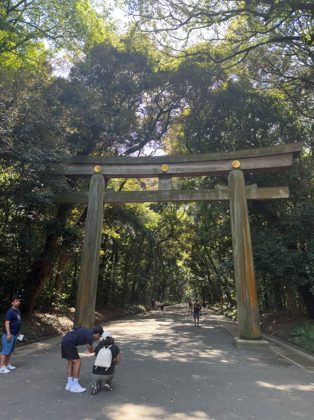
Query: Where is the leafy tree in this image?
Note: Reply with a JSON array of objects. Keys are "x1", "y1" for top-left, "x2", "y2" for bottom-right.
[
  {"x1": 161, "y1": 57, "x2": 313, "y2": 315},
  {"x1": 125, "y1": 1, "x2": 313, "y2": 64},
  {"x1": 12, "y1": 39, "x2": 182, "y2": 311},
  {"x1": 0, "y1": 0, "x2": 109, "y2": 61},
  {"x1": 57, "y1": 41, "x2": 177, "y2": 156},
  {"x1": 0, "y1": 58, "x2": 70, "y2": 307},
  {"x1": 1, "y1": 5, "x2": 312, "y2": 322},
  {"x1": 124, "y1": 0, "x2": 314, "y2": 119}
]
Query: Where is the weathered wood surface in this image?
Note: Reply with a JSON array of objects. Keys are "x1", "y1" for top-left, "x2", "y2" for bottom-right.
[
  {"x1": 229, "y1": 169, "x2": 261, "y2": 340},
  {"x1": 63, "y1": 143, "x2": 303, "y2": 177},
  {"x1": 74, "y1": 174, "x2": 104, "y2": 328},
  {"x1": 64, "y1": 154, "x2": 294, "y2": 177},
  {"x1": 54, "y1": 186, "x2": 289, "y2": 204},
  {"x1": 69, "y1": 142, "x2": 303, "y2": 164},
  {"x1": 158, "y1": 175, "x2": 173, "y2": 190}
]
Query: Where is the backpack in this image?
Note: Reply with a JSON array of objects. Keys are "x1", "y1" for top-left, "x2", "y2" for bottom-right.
[{"x1": 94, "y1": 345, "x2": 112, "y2": 369}]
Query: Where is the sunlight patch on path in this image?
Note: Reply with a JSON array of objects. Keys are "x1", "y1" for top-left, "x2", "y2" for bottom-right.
[
  {"x1": 105, "y1": 403, "x2": 210, "y2": 420},
  {"x1": 256, "y1": 381, "x2": 314, "y2": 392}
]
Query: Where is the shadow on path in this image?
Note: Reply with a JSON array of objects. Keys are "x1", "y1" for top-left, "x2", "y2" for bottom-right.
[{"x1": 0, "y1": 307, "x2": 313, "y2": 420}]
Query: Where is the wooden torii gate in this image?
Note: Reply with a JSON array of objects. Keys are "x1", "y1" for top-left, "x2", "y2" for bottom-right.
[{"x1": 56, "y1": 142, "x2": 303, "y2": 343}]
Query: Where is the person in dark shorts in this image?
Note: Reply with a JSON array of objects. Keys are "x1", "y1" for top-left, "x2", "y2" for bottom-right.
[
  {"x1": 193, "y1": 302, "x2": 201, "y2": 327},
  {"x1": 61, "y1": 325, "x2": 103, "y2": 393},
  {"x1": 91, "y1": 331, "x2": 121, "y2": 395},
  {"x1": 0, "y1": 294, "x2": 22, "y2": 374}
]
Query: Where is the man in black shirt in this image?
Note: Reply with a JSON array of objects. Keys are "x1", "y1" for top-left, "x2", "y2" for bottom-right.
[
  {"x1": 91, "y1": 331, "x2": 121, "y2": 395},
  {"x1": 61, "y1": 325, "x2": 103, "y2": 393}
]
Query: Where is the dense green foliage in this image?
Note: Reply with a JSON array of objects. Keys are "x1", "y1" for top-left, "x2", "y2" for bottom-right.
[
  {"x1": 290, "y1": 322, "x2": 314, "y2": 353},
  {"x1": 0, "y1": 0, "x2": 313, "y2": 321},
  {"x1": 0, "y1": 0, "x2": 109, "y2": 60}
]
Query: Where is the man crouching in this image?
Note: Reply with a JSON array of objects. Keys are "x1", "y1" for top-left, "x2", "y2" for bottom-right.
[{"x1": 91, "y1": 331, "x2": 121, "y2": 395}]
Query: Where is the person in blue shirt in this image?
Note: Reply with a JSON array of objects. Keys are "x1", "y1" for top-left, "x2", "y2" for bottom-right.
[
  {"x1": 61, "y1": 325, "x2": 104, "y2": 393},
  {"x1": 0, "y1": 294, "x2": 22, "y2": 374}
]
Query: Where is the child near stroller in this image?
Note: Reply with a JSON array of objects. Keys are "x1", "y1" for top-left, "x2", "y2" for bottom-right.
[{"x1": 91, "y1": 331, "x2": 121, "y2": 395}]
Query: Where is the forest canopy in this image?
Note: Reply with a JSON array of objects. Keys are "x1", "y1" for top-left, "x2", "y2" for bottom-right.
[{"x1": 0, "y1": 0, "x2": 313, "y2": 319}]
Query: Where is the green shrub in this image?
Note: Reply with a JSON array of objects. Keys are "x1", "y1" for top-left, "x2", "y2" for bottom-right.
[{"x1": 289, "y1": 323, "x2": 314, "y2": 353}]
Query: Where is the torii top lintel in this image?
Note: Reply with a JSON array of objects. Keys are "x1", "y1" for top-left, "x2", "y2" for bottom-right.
[{"x1": 64, "y1": 142, "x2": 303, "y2": 178}]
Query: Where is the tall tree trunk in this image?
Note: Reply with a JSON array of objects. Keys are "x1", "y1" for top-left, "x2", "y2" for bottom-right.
[
  {"x1": 70, "y1": 254, "x2": 79, "y2": 302},
  {"x1": 26, "y1": 204, "x2": 71, "y2": 313},
  {"x1": 285, "y1": 287, "x2": 299, "y2": 315},
  {"x1": 99, "y1": 241, "x2": 117, "y2": 305},
  {"x1": 298, "y1": 284, "x2": 314, "y2": 319},
  {"x1": 130, "y1": 258, "x2": 140, "y2": 304},
  {"x1": 55, "y1": 254, "x2": 71, "y2": 291},
  {"x1": 55, "y1": 208, "x2": 88, "y2": 292},
  {"x1": 108, "y1": 248, "x2": 118, "y2": 305},
  {"x1": 273, "y1": 284, "x2": 285, "y2": 311},
  {"x1": 151, "y1": 254, "x2": 158, "y2": 300},
  {"x1": 142, "y1": 255, "x2": 152, "y2": 304},
  {"x1": 121, "y1": 251, "x2": 130, "y2": 304}
]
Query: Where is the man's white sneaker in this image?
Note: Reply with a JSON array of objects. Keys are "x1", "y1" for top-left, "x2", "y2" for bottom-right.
[
  {"x1": 6, "y1": 364, "x2": 16, "y2": 370},
  {"x1": 65, "y1": 382, "x2": 73, "y2": 391},
  {"x1": 0, "y1": 367, "x2": 10, "y2": 374},
  {"x1": 70, "y1": 384, "x2": 86, "y2": 393}
]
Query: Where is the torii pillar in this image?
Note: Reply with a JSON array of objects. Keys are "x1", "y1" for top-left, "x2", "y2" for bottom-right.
[
  {"x1": 229, "y1": 168, "x2": 267, "y2": 346},
  {"x1": 74, "y1": 173, "x2": 104, "y2": 328}
]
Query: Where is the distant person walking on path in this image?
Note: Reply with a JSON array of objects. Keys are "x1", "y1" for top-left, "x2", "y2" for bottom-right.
[
  {"x1": 0, "y1": 294, "x2": 22, "y2": 374},
  {"x1": 193, "y1": 302, "x2": 201, "y2": 327},
  {"x1": 61, "y1": 325, "x2": 104, "y2": 393},
  {"x1": 91, "y1": 331, "x2": 121, "y2": 395}
]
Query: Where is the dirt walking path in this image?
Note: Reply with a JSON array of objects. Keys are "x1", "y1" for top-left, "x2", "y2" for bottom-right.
[{"x1": 0, "y1": 306, "x2": 314, "y2": 420}]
